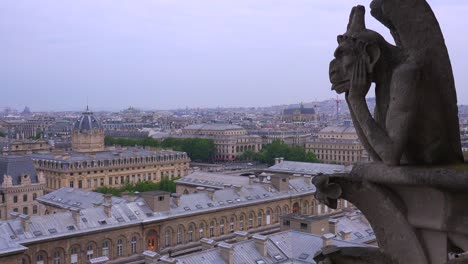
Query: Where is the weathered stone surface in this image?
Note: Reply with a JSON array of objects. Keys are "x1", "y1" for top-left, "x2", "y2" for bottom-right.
[
  {"x1": 313, "y1": 163, "x2": 468, "y2": 264},
  {"x1": 329, "y1": 1, "x2": 463, "y2": 166}
]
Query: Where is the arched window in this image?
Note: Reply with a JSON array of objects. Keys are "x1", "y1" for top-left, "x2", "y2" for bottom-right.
[
  {"x1": 209, "y1": 221, "x2": 215, "y2": 237},
  {"x1": 266, "y1": 209, "x2": 271, "y2": 225},
  {"x1": 275, "y1": 207, "x2": 281, "y2": 223},
  {"x1": 131, "y1": 236, "x2": 137, "y2": 254},
  {"x1": 199, "y1": 223, "x2": 204, "y2": 239},
  {"x1": 23, "y1": 194, "x2": 28, "y2": 202},
  {"x1": 36, "y1": 253, "x2": 45, "y2": 264},
  {"x1": 248, "y1": 213, "x2": 254, "y2": 229},
  {"x1": 86, "y1": 244, "x2": 94, "y2": 260},
  {"x1": 239, "y1": 215, "x2": 244, "y2": 230},
  {"x1": 53, "y1": 250, "x2": 61, "y2": 264},
  {"x1": 188, "y1": 224, "x2": 194, "y2": 242},
  {"x1": 229, "y1": 217, "x2": 235, "y2": 233},
  {"x1": 165, "y1": 229, "x2": 172, "y2": 247},
  {"x1": 23, "y1": 207, "x2": 28, "y2": 215},
  {"x1": 310, "y1": 202, "x2": 315, "y2": 215},
  {"x1": 220, "y1": 219, "x2": 225, "y2": 235},
  {"x1": 257, "y1": 211, "x2": 263, "y2": 227},
  {"x1": 303, "y1": 201, "x2": 309, "y2": 215},
  {"x1": 33, "y1": 205, "x2": 38, "y2": 214},
  {"x1": 117, "y1": 239, "x2": 123, "y2": 257},
  {"x1": 102, "y1": 241, "x2": 109, "y2": 257},
  {"x1": 177, "y1": 226, "x2": 183, "y2": 245},
  {"x1": 70, "y1": 247, "x2": 79, "y2": 264},
  {"x1": 22, "y1": 255, "x2": 30, "y2": 264}
]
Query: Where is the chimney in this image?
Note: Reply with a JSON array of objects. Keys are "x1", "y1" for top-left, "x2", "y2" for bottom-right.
[
  {"x1": 279, "y1": 157, "x2": 284, "y2": 163},
  {"x1": 253, "y1": 234, "x2": 268, "y2": 257},
  {"x1": 322, "y1": 233, "x2": 335, "y2": 247},
  {"x1": 171, "y1": 193, "x2": 181, "y2": 206},
  {"x1": 328, "y1": 219, "x2": 338, "y2": 235},
  {"x1": 218, "y1": 242, "x2": 234, "y2": 264},
  {"x1": 10, "y1": 211, "x2": 20, "y2": 219},
  {"x1": 200, "y1": 238, "x2": 216, "y2": 250},
  {"x1": 206, "y1": 188, "x2": 216, "y2": 200},
  {"x1": 19, "y1": 214, "x2": 30, "y2": 232},
  {"x1": 103, "y1": 203, "x2": 112, "y2": 218},
  {"x1": 234, "y1": 231, "x2": 249, "y2": 242},
  {"x1": 340, "y1": 229, "x2": 352, "y2": 241},
  {"x1": 270, "y1": 174, "x2": 289, "y2": 192},
  {"x1": 142, "y1": 251, "x2": 160, "y2": 264},
  {"x1": 303, "y1": 175, "x2": 312, "y2": 185},
  {"x1": 233, "y1": 185, "x2": 242, "y2": 192},
  {"x1": 274, "y1": 158, "x2": 280, "y2": 165},
  {"x1": 249, "y1": 175, "x2": 255, "y2": 185},
  {"x1": 103, "y1": 193, "x2": 112, "y2": 204},
  {"x1": 159, "y1": 255, "x2": 177, "y2": 264},
  {"x1": 71, "y1": 208, "x2": 81, "y2": 225}
]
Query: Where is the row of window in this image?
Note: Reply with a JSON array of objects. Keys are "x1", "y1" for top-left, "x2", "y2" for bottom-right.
[
  {"x1": 12, "y1": 193, "x2": 38, "y2": 203},
  {"x1": 23, "y1": 236, "x2": 139, "y2": 264}
]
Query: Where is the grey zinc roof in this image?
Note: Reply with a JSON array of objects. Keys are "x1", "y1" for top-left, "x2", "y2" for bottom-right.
[
  {"x1": 335, "y1": 212, "x2": 375, "y2": 243},
  {"x1": 319, "y1": 126, "x2": 356, "y2": 134},
  {"x1": 73, "y1": 109, "x2": 103, "y2": 131},
  {"x1": 0, "y1": 155, "x2": 38, "y2": 185},
  {"x1": 29, "y1": 147, "x2": 187, "y2": 163},
  {"x1": 266, "y1": 161, "x2": 347, "y2": 175},
  {"x1": 175, "y1": 230, "x2": 370, "y2": 264},
  {"x1": 175, "y1": 171, "x2": 250, "y2": 189},
  {"x1": 37, "y1": 187, "x2": 126, "y2": 210},
  {"x1": 183, "y1": 124, "x2": 244, "y2": 131}
]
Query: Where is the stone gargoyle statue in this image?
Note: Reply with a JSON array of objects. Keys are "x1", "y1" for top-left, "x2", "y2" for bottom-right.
[
  {"x1": 329, "y1": 0, "x2": 464, "y2": 166},
  {"x1": 313, "y1": 1, "x2": 468, "y2": 263}
]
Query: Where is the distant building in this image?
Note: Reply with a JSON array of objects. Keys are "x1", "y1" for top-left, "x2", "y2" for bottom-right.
[
  {"x1": 282, "y1": 103, "x2": 318, "y2": 123},
  {"x1": 306, "y1": 126, "x2": 371, "y2": 165},
  {"x1": 0, "y1": 156, "x2": 45, "y2": 220},
  {"x1": 181, "y1": 124, "x2": 263, "y2": 161},
  {"x1": 30, "y1": 108, "x2": 191, "y2": 193},
  {"x1": 71, "y1": 107, "x2": 105, "y2": 152},
  {"x1": 0, "y1": 138, "x2": 52, "y2": 155}
]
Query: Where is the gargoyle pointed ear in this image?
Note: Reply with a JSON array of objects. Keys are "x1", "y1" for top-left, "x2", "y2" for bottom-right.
[{"x1": 346, "y1": 5, "x2": 366, "y2": 34}]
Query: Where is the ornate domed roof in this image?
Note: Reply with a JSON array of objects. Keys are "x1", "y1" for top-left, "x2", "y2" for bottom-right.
[{"x1": 73, "y1": 107, "x2": 102, "y2": 132}]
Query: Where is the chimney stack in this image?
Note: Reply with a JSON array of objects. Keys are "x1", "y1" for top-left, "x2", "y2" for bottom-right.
[
  {"x1": 103, "y1": 203, "x2": 112, "y2": 218},
  {"x1": 340, "y1": 229, "x2": 352, "y2": 241},
  {"x1": 218, "y1": 242, "x2": 234, "y2": 264},
  {"x1": 103, "y1": 193, "x2": 112, "y2": 204},
  {"x1": 322, "y1": 233, "x2": 335, "y2": 247},
  {"x1": 19, "y1": 214, "x2": 30, "y2": 232},
  {"x1": 71, "y1": 208, "x2": 81, "y2": 226},
  {"x1": 274, "y1": 158, "x2": 280, "y2": 165},
  {"x1": 200, "y1": 238, "x2": 216, "y2": 250},
  {"x1": 328, "y1": 219, "x2": 338, "y2": 235},
  {"x1": 142, "y1": 251, "x2": 160, "y2": 264},
  {"x1": 10, "y1": 211, "x2": 20, "y2": 219},
  {"x1": 303, "y1": 175, "x2": 312, "y2": 185},
  {"x1": 248, "y1": 175, "x2": 256, "y2": 185},
  {"x1": 171, "y1": 193, "x2": 181, "y2": 206},
  {"x1": 253, "y1": 234, "x2": 268, "y2": 257},
  {"x1": 279, "y1": 157, "x2": 284, "y2": 163},
  {"x1": 206, "y1": 188, "x2": 216, "y2": 200},
  {"x1": 234, "y1": 231, "x2": 249, "y2": 242}
]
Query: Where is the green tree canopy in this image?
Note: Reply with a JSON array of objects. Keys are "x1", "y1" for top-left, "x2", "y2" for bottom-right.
[{"x1": 244, "y1": 139, "x2": 319, "y2": 165}]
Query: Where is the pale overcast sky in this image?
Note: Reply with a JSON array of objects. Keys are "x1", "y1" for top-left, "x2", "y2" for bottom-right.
[{"x1": 0, "y1": 0, "x2": 467, "y2": 111}]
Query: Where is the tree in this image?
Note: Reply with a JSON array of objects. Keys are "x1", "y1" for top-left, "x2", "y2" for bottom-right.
[{"x1": 253, "y1": 140, "x2": 319, "y2": 165}]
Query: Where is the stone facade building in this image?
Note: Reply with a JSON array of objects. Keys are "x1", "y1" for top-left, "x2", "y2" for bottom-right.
[
  {"x1": 0, "y1": 139, "x2": 52, "y2": 155},
  {"x1": 0, "y1": 156, "x2": 45, "y2": 220},
  {"x1": 181, "y1": 124, "x2": 263, "y2": 161},
  {"x1": 0, "y1": 172, "x2": 349, "y2": 264},
  {"x1": 305, "y1": 126, "x2": 370, "y2": 165},
  {"x1": 282, "y1": 103, "x2": 317, "y2": 123},
  {"x1": 30, "y1": 109, "x2": 190, "y2": 193}
]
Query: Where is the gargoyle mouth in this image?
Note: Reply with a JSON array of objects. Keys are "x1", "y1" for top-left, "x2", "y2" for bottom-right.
[{"x1": 331, "y1": 80, "x2": 350, "y2": 93}]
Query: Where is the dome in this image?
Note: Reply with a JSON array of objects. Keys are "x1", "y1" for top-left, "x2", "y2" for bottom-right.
[{"x1": 73, "y1": 107, "x2": 102, "y2": 132}]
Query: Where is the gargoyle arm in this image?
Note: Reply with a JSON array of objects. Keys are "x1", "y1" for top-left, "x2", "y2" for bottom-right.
[{"x1": 347, "y1": 64, "x2": 418, "y2": 165}]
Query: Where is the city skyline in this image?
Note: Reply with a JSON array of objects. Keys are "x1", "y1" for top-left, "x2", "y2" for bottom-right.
[{"x1": 1, "y1": 0, "x2": 467, "y2": 111}]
